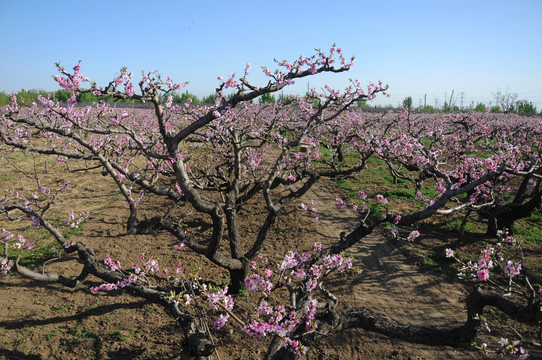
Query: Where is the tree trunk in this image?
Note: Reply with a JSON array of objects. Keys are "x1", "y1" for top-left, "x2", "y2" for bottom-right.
[
  {"x1": 228, "y1": 266, "x2": 248, "y2": 294},
  {"x1": 265, "y1": 336, "x2": 295, "y2": 360}
]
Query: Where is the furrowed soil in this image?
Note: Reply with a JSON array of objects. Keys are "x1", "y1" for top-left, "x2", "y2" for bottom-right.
[{"x1": 1, "y1": 160, "x2": 541, "y2": 359}]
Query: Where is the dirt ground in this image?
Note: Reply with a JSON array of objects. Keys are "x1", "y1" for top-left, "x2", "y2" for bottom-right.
[{"x1": 0, "y1": 163, "x2": 540, "y2": 359}]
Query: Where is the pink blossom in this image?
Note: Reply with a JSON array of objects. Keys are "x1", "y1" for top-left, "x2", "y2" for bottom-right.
[
  {"x1": 67, "y1": 95, "x2": 77, "y2": 107},
  {"x1": 1, "y1": 257, "x2": 11, "y2": 274},
  {"x1": 175, "y1": 184, "x2": 184, "y2": 196},
  {"x1": 30, "y1": 216, "x2": 40, "y2": 228},
  {"x1": 406, "y1": 230, "x2": 420, "y2": 242},
  {"x1": 477, "y1": 268, "x2": 489, "y2": 281},
  {"x1": 376, "y1": 194, "x2": 388, "y2": 204},
  {"x1": 504, "y1": 260, "x2": 521, "y2": 277},
  {"x1": 38, "y1": 186, "x2": 50, "y2": 195},
  {"x1": 517, "y1": 347, "x2": 529, "y2": 360},
  {"x1": 63, "y1": 241, "x2": 76, "y2": 248},
  {"x1": 174, "y1": 240, "x2": 186, "y2": 250},
  {"x1": 213, "y1": 313, "x2": 229, "y2": 329},
  {"x1": 305, "y1": 299, "x2": 318, "y2": 331},
  {"x1": 313, "y1": 242, "x2": 322, "y2": 254},
  {"x1": 104, "y1": 256, "x2": 121, "y2": 271},
  {"x1": 445, "y1": 248, "x2": 454, "y2": 258},
  {"x1": 335, "y1": 198, "x2": 346, "y2": 208}
]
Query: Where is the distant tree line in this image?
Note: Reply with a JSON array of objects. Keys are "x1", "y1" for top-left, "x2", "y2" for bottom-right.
[
  {"x1": 0, "y1": 89, "x2": 296, "y2": 107},
  {"x1": 1, "y1": 89, "x2": 539, "y2": 115},
  {"x1": 399, "y1": 94, "x2": 538, "y2": 115}
]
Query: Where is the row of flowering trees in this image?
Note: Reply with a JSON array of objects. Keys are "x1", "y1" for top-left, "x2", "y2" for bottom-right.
[{"x1": 1, "y1": 47, "x2": 541, "y2": 358}]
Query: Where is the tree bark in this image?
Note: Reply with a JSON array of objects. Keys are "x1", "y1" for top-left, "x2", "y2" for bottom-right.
[{"x1": 329, "y1": 287, "x2": 541, "y2": 347}]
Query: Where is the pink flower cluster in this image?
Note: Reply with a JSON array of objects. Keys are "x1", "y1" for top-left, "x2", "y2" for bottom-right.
[
  {"x1": 14, "y1": 234, "x2": 35, "y2": 250},
  {"x1": 241, "y1": 303, "x2": 299, "y2": 338},
  {"x1": 213, "y1": 313, "x2": 230, "y2": 329},
  {"x1": 104, "y1": 256, "x2": 121, "y2": 272},
  {"x1": 504, "y1": 260, "x2": 521, "y2": 277},
  {"x1": 376, "y1": 194, "x2": 388, "y2": 204},
  {"x1": 464, "y1": 247, "x2": 496, "y2": 281},
  {"x1": 1, "y1": 257, "x2": 11, "y2": 275},
  {"x1": 335, "y1": 197, "x2": 346, "y2": 208},
  {"x1": 65, "y1": 210, "x2": 89, "y2": 229},
  {"x1": 244, "y1": 273, "x2": 273, "y2": 295},
  {"x1": 498, "y1": 338, "x2": 529, "y2": 359},
  {"x1": 90, "y1": 274, "x2": 136, "y2": 294},
  {"x1": 206, "y1": 285, "x2": 234, "y2": 312},
  {"x1": 453, "y1": 230, "x2": 525, "y2": 285},
  {"x1": 406, "y1": 230, "x2": 420, "y2": 242}
]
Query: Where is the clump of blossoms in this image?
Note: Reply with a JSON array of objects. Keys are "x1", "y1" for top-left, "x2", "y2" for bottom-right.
[
  {"x1": 238, "y1": 244, "x2": 355, "y2": 355},
  {"x1": 0, "y1": 229, "x2": 35, "y2": 272},
  {"x1": 90, "y1": 252, "x2": 171, "y2": 295},
  {"x1": 445, "y1": 229, "x2": 523, "y2": 283},
  {"x1": 89, "y1": 242, "x2": 356, "y2": 357},
  {"x1": 90, "y1": 256, "x2": 137, "y2": 294},
  {"x1": 1, "y1": 257, "x2": 12, "y2": 275},
  {"x1": 445, "y1": 230, "x2": 536, "y2": 358},
  {"x1": 497, "y1": 338, "x2": 530, "y2": 359},
  {"x1": 446, "y1": 245, "x2": 498, "y2": 282},
  {"x1": 170, "y1": 244, "x2": 355, "y2": 357}
]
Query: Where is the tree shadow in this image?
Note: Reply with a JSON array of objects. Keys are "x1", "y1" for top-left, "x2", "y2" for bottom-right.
[
  {"x1": 0, "y1": 349, "x2": 43, "y2": 359},
  {"x1": 0, "y1": 300, "x2": 148, "y2": 330}
]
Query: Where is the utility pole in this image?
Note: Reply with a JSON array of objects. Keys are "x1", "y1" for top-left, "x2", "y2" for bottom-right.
[
  {"x1": 460, "y1": 92, "x2": 464, "y2": 109},
  {"x1": 424, "y1": 94, "x2": 426, "y2": 108}
]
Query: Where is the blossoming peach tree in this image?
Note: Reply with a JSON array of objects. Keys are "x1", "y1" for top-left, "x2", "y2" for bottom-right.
[{"x1": 1, "y1": 46, "x2": 541, "y2": 358}]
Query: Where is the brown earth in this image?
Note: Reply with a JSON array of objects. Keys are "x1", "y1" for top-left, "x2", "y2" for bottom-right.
[{"x1": 0, "y1": 161, "x2": 540, "y2": 359}]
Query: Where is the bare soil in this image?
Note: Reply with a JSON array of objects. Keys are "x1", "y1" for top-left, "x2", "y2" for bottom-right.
[{"x1": 0, "y1": 163, "x2": 540, "y2": 359}]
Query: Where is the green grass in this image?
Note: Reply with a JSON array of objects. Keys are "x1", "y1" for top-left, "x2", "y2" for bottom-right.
[
  {"x1": 13, "y1": 241, "x2": 59, "y2": 269},
  {"x1": 68, "y1": 324, "x2": 97, "y2": 340},
  {"x1": 51, "y1": 303, "x2": 70, "y2": 312},
  {"x1": 46, "y1": 330, "x2": 58, "y2": 341},
  {"x1": 12, "y1": 337, "x2": 28, "y2": 346},
  {"x1": 514, "y1": 208, "x2": 542, "y2": 244},
  {"x1": 108, "y1": 330, "x2": 127, "y2": 341},
  {"x1": 514, "y1": 224, "x2": 542, "y2": 244},
  {"x1": 380, "y1": 188, "x2": 413, "y2": 200},
  {"x1": 384, "y1": 174, "x2": 411, "y2": 185},
  {"x1": 0, "y1": 173, "x2": 15, "y2": 182},
  {"x1": 445, "y1": 218, "x2": 478, "y2": 233},
  {"x1": 140, "y1": 305, "x2": 159, "y2": 315}
]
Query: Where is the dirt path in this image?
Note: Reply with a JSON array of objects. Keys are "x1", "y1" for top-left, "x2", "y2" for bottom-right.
[{"x1": 293, "y1": 179, "x2": 484, "y2": 359}]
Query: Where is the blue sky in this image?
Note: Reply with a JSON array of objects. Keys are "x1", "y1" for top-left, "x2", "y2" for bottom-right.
[{"x1": 1, "y1": 0, "x2": 541, "y2": 109}]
